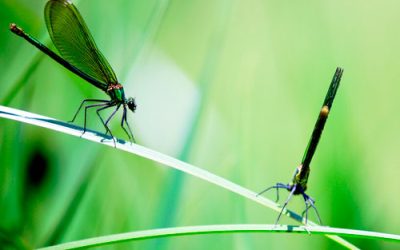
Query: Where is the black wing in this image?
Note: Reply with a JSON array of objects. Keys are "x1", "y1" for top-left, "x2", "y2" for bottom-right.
[
  {"x1": 45, "y1": 0, "x2": 118, "y2": 90},
  {"x1": 301, "y1": 67, "x2": 343, "y2": 169}
]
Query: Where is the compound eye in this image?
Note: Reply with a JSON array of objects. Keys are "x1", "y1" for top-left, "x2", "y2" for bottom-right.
[{"x1": 127, "y1": 98, "x2": 136, "y2": 112}]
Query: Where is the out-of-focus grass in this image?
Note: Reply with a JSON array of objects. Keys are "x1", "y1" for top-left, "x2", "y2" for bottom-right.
[{"x1": 1, "y1": 0, "x2": 400, "y2": 249}]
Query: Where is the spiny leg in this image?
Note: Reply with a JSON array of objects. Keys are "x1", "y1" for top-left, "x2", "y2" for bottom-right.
[
  {"x1": 82, "y1": 102, "x2": 111, "y2": 135},
  {"x1": 275, "y1": 184, "x2": 297, "y2": 225},
  {"x1": 257, "y1": 183, "x2": 288, "y2": 202},
  {"x1": 121, "y1": 106, "x2": 136, "y2": 143},
  {"x1": 303, "y1": 198, "x2": 310, "y2": 224},
  {"x1": 301, "y1": 193, "x2": 322, "y2": 225},
  {"x1": 311, "y1": 203, "x2": 323, "y2": 225},
  {"x1": 103, "y1": 104, "x2": 121, "y2": 136},
  {"x1": 95, "y1": 104, "x2": 118, "y2": 145},
  {"x1": 70, "y1": 99, "x2": 109, "y2": 123}
]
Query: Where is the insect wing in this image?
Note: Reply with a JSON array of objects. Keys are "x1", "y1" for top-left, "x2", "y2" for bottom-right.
[
  {"x1": 45, "y1": 0, "x2": 118, "y2": 90},
  {"x1": 301, "y1": 67, "x2": 343, "y2": 168}
]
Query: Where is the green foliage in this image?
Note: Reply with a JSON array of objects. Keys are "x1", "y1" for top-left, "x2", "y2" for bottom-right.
[
  {"x1": 1, "y1": 0, "x2": 400, "y2": 249},
  {"x1": 3, "y1": 106, "x2": 400, "y2": 250}
]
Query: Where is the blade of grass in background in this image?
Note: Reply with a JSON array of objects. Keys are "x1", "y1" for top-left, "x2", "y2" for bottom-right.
[
  {"x1": 42, "y1": 155, "x2": 100, "y2": 246},
  {"x1": 1, "y1": 54, "x2": 44, "y2": 105},
  {"x1": 0, "y1": 123, "x2": 27, "y2": 248},
  {"x1": 0, "y1": 105, "x2": 359, "y2": 249},
  {"x1": 153, "y1": 1, "x2": 235, "y2": 249},
  {"x1": 119, "y1": 0, "x2": 171, "y2": 80},
  {"x1": 3, "y1": 1, "x2": 400, "y2": 249}
]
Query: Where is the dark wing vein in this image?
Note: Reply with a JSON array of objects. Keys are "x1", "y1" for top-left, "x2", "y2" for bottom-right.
[{"x1": 45, "y1": 0, "x2": 118, "y2": 90}]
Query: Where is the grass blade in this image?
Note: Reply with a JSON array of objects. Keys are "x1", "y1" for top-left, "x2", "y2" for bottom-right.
[
  {"x1": 36, "y1": 224, "x2": 400, "y2": 250},
  {"x1": 0, "y1": 105, "x2": 358, "y2": 249}
]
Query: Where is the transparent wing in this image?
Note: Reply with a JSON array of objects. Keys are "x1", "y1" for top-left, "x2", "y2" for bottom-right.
[{"x1": 45, "y1": 0, "x2": 118, "y2": 90}]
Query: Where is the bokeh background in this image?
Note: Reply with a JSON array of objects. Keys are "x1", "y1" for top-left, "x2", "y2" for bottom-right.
[{"x1": 1, "y1": 0, "x2": 400, "y2": 249}]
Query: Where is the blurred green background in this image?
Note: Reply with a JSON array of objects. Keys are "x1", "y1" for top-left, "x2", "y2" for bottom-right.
[{"x1": 1, "y1": 0, "x2": 400, "y2": 249}]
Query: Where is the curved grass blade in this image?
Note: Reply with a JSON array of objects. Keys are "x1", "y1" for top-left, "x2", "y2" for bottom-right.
[
  {"x1": 45, "y1": 0, "x2": 117, "y2": 87},
  {"x1": 37, "y1": 224, "x2": 400, "y2": 250},
  {"x1": 0, "y1": 105, "x2": 358, "y2": 249}
]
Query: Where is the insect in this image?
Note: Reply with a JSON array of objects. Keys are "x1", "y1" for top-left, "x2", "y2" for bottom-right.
[
  {"x1": 10, "y1": 0, "x2": 136, "y2": 144},
  {"x1": 258, "y1": 67, "x2": 344, "y2": 224}
]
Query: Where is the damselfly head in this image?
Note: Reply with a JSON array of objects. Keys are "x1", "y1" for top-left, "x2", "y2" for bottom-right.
[{"x1": 127, "y1": 97, "x2": 136, "y2": 112}]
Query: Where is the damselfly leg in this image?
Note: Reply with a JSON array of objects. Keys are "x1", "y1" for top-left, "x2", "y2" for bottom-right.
[{"x1": 257, "y1": 67, "x2": 343, "y2": 225}]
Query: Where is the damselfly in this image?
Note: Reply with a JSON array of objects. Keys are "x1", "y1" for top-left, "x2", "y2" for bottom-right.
[
  {"x1": 258, "y1": 67, "x2": 344, "y2": 224},
  {"x1": 10, "y1": 0, "x2": 136, "y2": 143}
]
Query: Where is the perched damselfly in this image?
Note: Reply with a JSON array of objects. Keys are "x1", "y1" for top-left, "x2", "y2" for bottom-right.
[
  {"x1": 258, "y1": 67, "x2": 344, "y2": 224},
  {"x1": 10, "y1": 0, "x2": 136, "y2": 143}
]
